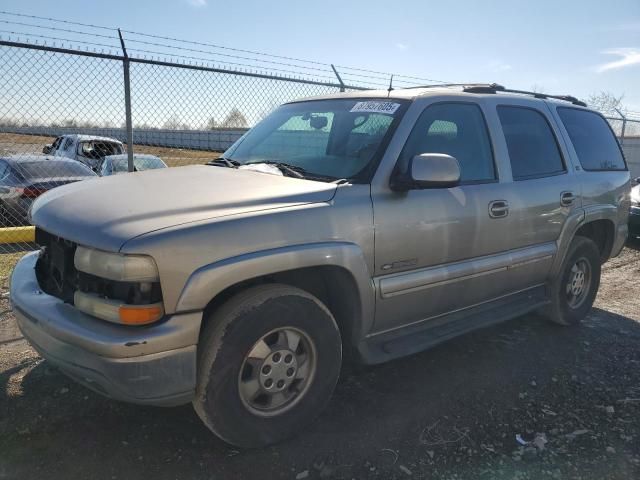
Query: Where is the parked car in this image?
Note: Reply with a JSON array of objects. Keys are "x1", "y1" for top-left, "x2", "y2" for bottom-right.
[
  {"x1": 629, "y1": 178, "x2": 640, "y2": 237},
  {"x1": 43, "y1": 134, "x2": 125, "y2": 171},
  {"x1": 0, "y1": 155, "x2": 96, "y2": 226},
  {"x1": 12, "y1": 84, "x2": 630, "y2": 448},
  {"x1": 99, "y1": 153, "x2": 167, "y2": 176}
]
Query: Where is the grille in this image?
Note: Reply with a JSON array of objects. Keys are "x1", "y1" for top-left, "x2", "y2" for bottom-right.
[{"x1": 35, "y1": 228, "x2": 79, "y2": 303}]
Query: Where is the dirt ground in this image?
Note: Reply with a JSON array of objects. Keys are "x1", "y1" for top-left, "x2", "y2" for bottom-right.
[
  {"x1": 1, "y1": 245, "x2": 640, "y2": 479},
  {"x1": 0, "y1": 133, "x2": 220, "y2": 167}
]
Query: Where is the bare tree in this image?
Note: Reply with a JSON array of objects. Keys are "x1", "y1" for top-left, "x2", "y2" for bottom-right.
[
  {"x1": 206, "y1": 117, "x2": 218, "y2": 130},
  {"x1": 163, "y1": 115, "x2": 183, "y2": 130},
  {"x1": 587, "y1": 91, "x2": 625, "y2": 116},
  {"x1": 221, "y1": 108, "x2": 248, "y2": 129}
]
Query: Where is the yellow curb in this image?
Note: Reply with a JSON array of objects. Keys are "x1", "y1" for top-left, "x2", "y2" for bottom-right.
[{"x1": 0, "y1": 226, "x2": 35, "y2": 244}]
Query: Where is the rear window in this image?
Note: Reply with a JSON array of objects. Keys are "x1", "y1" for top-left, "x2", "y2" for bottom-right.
[
  {"x1": 15, "y1": 161, "x2": 95, "y2": 179},
  {"x1": 557, "y1": 108, "x2": 626, "y2": 171},
  {"x1": 497, "y1": 106, "x2": 565, "y2": 180}
]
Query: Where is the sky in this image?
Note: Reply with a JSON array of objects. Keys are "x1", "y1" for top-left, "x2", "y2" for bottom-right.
[{"x1": 1, "y1": 0, "x2": 639, "y2": 112}]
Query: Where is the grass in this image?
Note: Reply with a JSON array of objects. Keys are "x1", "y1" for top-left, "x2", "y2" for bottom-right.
[{"x1": 0, "y1": 251, "x2": 26, "y2": 282}]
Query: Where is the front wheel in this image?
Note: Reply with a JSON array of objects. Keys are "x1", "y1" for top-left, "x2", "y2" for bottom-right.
[
  {"x1": 193, "y1": 284, "x2": 342, "y2": 448},
  {"x1": 543, "y1": 236, "x2": 601, "y2": 326}
]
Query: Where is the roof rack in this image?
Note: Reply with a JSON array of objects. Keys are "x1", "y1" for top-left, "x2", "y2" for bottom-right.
[
  {"x1": 462, "y1": 83, "x2": 587, "y2": 107},
  {"x1": 401, "y1": 83, "x2": 587, "y2": 107}
]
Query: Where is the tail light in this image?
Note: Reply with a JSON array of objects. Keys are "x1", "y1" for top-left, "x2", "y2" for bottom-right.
[{"x1": 19, "y1": 186, "x2": 48, "y2": 198}]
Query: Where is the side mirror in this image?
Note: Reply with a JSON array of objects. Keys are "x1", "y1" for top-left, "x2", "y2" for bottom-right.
[
  {"x1": 392, "y1": 153, "x2": 461, "y2": 191},
  {"x1": 42, "y1": 145, "x2": 53, "y2": 154},
  {"x1": 634, "y1": 177, "x2": 640, "y2": 185}
]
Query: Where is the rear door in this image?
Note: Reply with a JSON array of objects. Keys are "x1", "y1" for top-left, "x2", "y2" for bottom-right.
[{"x1": 487, "y1": 97, "x2": 580, "y2": 289}]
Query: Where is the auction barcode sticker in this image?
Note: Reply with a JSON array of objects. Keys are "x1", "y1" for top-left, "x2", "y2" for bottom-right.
[{"x1": 350, "y1": 101, "x2": 400, "y2": 115}]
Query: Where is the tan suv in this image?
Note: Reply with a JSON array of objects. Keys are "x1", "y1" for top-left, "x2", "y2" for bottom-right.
[{"x1": 11, "y1": 84, "x2": 630, "y2": 447}]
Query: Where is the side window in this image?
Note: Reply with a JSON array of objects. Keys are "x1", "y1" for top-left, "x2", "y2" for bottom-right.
[
  {"x1": 52, "y1": 137, "x2": 62, "y2": 150},
  {"x1": 497, "y1": 106, "x2": 565, "y2": 180},
  {"x1": 399, "y1": 103, "x2": 495, "y2": 183},
  {"x1": 557, "y1": 108, "x2": 626, "y2": 171},
  {"x1": 63, "y1": 138, "x2": 74, "y2": 150},
  {"x1": 0, "y1": 161, "x2": 9, "y2": 181}
]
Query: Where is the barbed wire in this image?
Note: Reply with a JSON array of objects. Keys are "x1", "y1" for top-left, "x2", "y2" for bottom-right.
[{"x1": 0, "y1": 9, "x2": 449, "y2": 85}]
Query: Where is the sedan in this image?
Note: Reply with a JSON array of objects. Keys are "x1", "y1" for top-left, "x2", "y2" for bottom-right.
[
  {"x1": 0, "y1": 155, "x2": 97, "y2": 226},
  {"x1": 99, "y1": 154, "x2": 167, "y2": 176}
]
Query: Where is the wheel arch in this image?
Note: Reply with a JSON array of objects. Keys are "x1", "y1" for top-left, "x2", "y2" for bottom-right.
[{"x1": 175, "y1": 242, "x2": 375, "y2": 355}]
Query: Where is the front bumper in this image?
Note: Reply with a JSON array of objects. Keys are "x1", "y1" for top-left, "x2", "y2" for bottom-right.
[
  {"x1": 10, "y1": 252, "x2": 202, "y2": 406},
  {"x1": 629, "y1": 206, "x2": 640, "y2": 236}
]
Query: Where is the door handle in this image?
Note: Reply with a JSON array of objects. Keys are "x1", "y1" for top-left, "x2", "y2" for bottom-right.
[
  {"x1": 489, "y1": 200, "x2": 509, "y2": 219},
  {"x1": 561, "y1": 191, "x2": 576, "y2": 207}
]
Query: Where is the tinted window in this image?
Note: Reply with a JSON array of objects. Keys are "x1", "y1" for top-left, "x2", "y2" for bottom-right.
[
  {"x1": 497, "y1": 106, "x2": 565, "y2": 180},
  {"x1": 399, "y1": 103, "x2": 495, "y2": 182},
  {"x1": 557, "y1": 108, "x2": 625, "y2": 171},
  {"x1": 14, "y1": 161, "x2": 95, "y2": 179}
]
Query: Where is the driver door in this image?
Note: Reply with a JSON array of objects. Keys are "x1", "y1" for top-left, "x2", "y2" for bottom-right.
[{"x1": 371, "y1": 101, "x2": 520, "y2": 333}]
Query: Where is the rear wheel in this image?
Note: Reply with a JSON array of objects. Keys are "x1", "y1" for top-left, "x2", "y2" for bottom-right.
[
  {"x1": 193, "y1": 284, "x2": 342, "y2": 448},
  {"x1": 544, "y1": 236, "x2": 601, "y2": 326}
]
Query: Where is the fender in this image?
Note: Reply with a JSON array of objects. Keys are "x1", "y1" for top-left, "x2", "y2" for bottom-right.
[
  {"x1": 550, "y1": 204, "x2": 621, "y2": 277},
  {"x1": 174, "y1": 241, "x2": 376, "y2": 340}
]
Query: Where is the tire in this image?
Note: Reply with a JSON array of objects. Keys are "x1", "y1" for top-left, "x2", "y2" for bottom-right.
[
  {"x1": 543, "y1": 236, "x2": 601, "y2": 326},
  {"x1": 193, "y1": 284, "x2": 342, "y2": 448}
]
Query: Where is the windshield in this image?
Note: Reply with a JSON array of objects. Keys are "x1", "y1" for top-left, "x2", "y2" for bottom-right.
[
  {"x1": 224, "y1": 98, "x2": 407, "y2": 181},
  {"x1": 110, "y1": 156, "x2": 166, "y2": 172}
]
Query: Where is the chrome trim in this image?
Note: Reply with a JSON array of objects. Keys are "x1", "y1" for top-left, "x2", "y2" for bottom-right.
[{"x1": 378, "y1": 242, "x2": 556, "y2": 299}]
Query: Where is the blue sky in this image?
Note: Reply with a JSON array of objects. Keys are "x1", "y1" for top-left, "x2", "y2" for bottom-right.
[{"x1": 2, "y1": 0, "x2": 640, "y2": 110}]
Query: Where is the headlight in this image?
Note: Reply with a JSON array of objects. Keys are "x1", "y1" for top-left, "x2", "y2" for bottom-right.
[
  {"x1": 74, "y1": 246, "x2": 163, "y2": 325},
  {"x1": 74, "y1": 246, "x2": 159, "y2": 282}
]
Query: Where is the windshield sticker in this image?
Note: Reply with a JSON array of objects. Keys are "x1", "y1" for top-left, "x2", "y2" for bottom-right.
[{"x1": 350, "y1": 101, "x2": 400, "y2": 115}]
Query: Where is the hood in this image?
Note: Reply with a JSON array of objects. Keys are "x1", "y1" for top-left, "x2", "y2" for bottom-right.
[{"x1": 31, "y1": 165, "x2": 337, "y2": 251}]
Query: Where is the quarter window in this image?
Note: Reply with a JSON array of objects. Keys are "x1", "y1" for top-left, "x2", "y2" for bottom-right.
[
  {"x1": 557, "y1": 107, "x2": 626, "y2": 171},
  {"x1": 497, "y1": 106, "x2": 565, "y2": 180},
  {"x1": 399, "y1": 103, "x2": 495, "y2": 183}
]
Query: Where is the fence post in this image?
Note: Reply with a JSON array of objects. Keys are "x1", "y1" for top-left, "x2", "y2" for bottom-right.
[
  {"x1": 615, "y1": 108, "x2": 627, "y2": 146},
  {"x1": 118, "y1": 29, "x2": 134, "y2": 172},
  {"x1": 330, "y1": 64, "x2": 345, "y2": 92}
]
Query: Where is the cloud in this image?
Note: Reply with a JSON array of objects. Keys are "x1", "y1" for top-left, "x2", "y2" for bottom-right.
[
  {"x1": 595, "y1": 48, "x2": 640, "y2": 73},
  {"x1": 485, "y1": 60, "x2": 512, "y2": 72},
  {"x1": 395, "y1": 43, "x2": 409, "y2": 51},
  {"x1": 187, "y1": 0, "x2": 207, "y2": 6}
]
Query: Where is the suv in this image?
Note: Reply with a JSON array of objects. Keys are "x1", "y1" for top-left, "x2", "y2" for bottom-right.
[
  {"x1": 43, "y1": 134, "x2": 125, "y2": 171},
  {"x1": 11, "y1": 84, "x2": 629, "y2": 448}
]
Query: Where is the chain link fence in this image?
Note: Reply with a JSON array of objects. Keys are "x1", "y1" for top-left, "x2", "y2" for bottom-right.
[{"x1": 1, "y1": 20, "x2": 640, "y2": 275}]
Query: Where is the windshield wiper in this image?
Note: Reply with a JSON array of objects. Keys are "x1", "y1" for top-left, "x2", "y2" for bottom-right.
[
  {"x1": 206, "y1": 157, "x2": 240, "y2": 168},
  {"x1": 244, "y1": 161, "x2": 306, "y2": 179}
]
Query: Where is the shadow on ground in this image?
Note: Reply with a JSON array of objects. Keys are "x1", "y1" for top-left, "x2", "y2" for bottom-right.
[{"x1": 2, "y1": 305, "x2": 640, "y2": 479}]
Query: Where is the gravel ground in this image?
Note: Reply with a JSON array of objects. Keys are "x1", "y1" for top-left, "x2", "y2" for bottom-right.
[{"x1": 1, "y1": 245, "x2": 640, "y2": 479}]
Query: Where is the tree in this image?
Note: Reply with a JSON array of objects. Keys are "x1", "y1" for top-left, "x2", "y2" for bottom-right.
[
  {"x1": 221, "y1": 108, "x2": 248, "y2": 128},
  {"x1": 163, "y1": 115, "x2": 183, "y2": 130},
  {"x1": 206, "y1": 117, "x2": 218, "y2": 130},
  {"x1": 587, "y1": 91, "x2": 625, "y2": 116}
]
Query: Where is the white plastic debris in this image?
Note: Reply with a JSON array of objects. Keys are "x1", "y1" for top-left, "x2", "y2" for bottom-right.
[{"x1": 515, "y1": 434, "x2": 528, "y2": 446}]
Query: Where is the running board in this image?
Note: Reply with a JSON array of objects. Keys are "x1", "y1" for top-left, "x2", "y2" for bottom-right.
[{"x1": 357, "y1": 286, "x2": 548, "y2": 365}]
